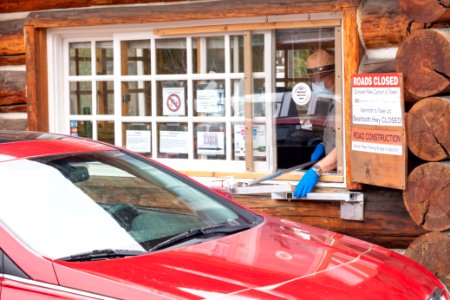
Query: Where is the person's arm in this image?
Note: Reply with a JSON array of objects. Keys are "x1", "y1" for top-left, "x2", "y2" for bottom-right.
[
  {"x1": 314, "y1": 148, "x2": 337, "y2": 173},
  {"x1": 293, "y1": 148, "x2": 337, "y2": 198}
]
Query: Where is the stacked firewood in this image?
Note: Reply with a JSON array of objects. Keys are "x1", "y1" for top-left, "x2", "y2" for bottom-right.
[{"x1": 395, "y1": 0, "x2": 450, "y2": 290}]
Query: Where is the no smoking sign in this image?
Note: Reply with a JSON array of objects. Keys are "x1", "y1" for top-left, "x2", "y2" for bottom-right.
[{"x1": 162, "y1": 87, "x2": 185, "y2": 116}]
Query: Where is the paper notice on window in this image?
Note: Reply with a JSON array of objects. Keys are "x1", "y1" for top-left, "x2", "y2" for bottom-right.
[
  {"x1": 197, "y1": 131, "x2": 225, "y2": 155},
  {"x1": 234, "y1": 124, "x2": 266, "y2": 157},
  {"x1": 196, "y1": 89, "x2": 224, "y2": 113},
  {"x1": 163, "y1": 87, "x2": 185, "y2": 116},
  {"x1": 126, "y1": 130, "x2": 151, "y2": 153},
  {"x1": 159, "y1": 131, "x2": 189, "y2": 154}
]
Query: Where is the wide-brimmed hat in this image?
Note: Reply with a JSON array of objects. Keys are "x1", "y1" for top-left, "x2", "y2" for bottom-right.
[{"x1": 307, "y1": 49, "x2": 335, "y2": 75}]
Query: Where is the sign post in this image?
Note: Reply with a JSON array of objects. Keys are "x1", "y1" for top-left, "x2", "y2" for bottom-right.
[{"x1": 351, "y1": 73, "x2": 407, "y2": 190}]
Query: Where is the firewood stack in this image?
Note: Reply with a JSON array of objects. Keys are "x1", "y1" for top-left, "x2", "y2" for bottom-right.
[{"x1": 395, "y1": 0, "x2": 450, "y2": 290}]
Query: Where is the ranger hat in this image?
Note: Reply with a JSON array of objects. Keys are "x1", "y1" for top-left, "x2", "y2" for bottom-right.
[{"x1": 306, "y1": 48, "x2": 335, "y2": 75}]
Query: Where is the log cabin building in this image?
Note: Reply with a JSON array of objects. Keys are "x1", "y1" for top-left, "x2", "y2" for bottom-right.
[{"x1": 0, "y1": 0, "x2": 449, "y2": 286}]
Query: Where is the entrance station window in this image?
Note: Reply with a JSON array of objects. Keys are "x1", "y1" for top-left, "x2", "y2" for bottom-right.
[{"x1": 53, "y1": 19, "x2": 343, "y2": 180}]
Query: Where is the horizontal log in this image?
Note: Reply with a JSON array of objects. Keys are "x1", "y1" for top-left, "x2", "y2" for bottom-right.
[
  {"x1": 406, "y1": 96, "x2": 450, "y2": 161},
  {"x1": 399, "y1": 0, "x2": 450, "y2": 23},
  {"x1": 0, "y1": 104, "x2": 28, "y2": 113},
  {"x1": 403, "y1": 162, "x2": 450, "y2": 231},
  {"x1": 357, "y1": 0, "x2": 427, "y2": 49},
  {"x1": 232, "y1": 186, "x2": 427, "y2": 248},
  {"x1": 24, "y1": 0, "x2": 360, "y2": 28},
  {"x1": 0, "y1": 55, "x2": 26, "y2": 66},
  {"x1": 0, "y1": 71, "x2": 26, "y2": 106},
  {"x1": 405, "y1": 232, "x2": 450, "y2": 289},
  {"x1": 0, "y1": 0, "x2": 203, "y2": 13},
  {"x1": 0, "y1": 19, "x2": 25, "y2": 56},
  {"x1": 396, "y1": 28, "x2": 450, "y2": 101}
]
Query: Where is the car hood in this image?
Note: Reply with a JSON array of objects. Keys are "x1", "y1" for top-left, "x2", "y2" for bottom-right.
[{"x1": 53, "y1": 216, "x2": 438, "y2": 299}]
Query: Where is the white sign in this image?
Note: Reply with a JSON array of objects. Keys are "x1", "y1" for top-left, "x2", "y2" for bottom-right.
[
  {"x1": 197, "y1": 131, "x2": 225, "y2": 155},
  {"x1": 352, "y1": 74, "x2": 402, "y2": 126},
  {"x1": 126, "y1": 130, "x2": 151, "y2": 153},
  {"x1": 352, "y1": 141, "x2": 402, "y2": 156},
  {"x1": 234, "y1": 124, "x2": 266, "y2": 157},
  {"x1": 163, "y1": 87, "x2": 185, "y2": 116},
  {"x1": 196, "y1": 89, "x2": 224, "y2": 113},
  {"x1": 159, "y1": 131, "x2": 189, "y2": 154},
  {"x1": 292, "y1": 82, "x2": 311, "y2": 106}
]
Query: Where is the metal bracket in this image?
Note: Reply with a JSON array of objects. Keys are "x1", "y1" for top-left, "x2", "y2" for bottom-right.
[{"x1": 272, "y1": 191, "x2": 364, "y2": 221}]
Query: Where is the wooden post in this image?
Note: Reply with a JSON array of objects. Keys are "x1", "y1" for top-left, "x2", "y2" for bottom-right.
[
  {"x1": 343, "y1": 6, "x2": 362, "y2": 190},
  {"x1": 244, "y1": 31, "x2": 253, "y2": 172},
  {"x1": 24, "y1": 25, "x2": 48, "y2": 131}
]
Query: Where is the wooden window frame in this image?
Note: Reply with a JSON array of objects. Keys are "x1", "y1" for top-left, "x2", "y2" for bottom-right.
[{"x1": 25, "y1": 1, "x2": 362, "y2": 189}]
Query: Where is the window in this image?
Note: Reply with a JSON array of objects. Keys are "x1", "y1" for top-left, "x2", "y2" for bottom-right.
[{"x1": 49, "y1": 16, "x2": 343, "y2": 182}]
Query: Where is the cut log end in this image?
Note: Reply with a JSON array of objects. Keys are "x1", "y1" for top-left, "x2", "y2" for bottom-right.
[
  {"x1": 405, "y1": 232, "x2": 450, "y2": 290},
  {"x1": 406, "y1": 96, "x2": 450, "y2": 161},
  {"x1": 403, "y1": 162, "x2": 450, "y2": 231},
  {"x1": 399, "y1": 0, "x2": 450, "y2": 23},
  {"x1": 395, "y1": 28, "x2": 450, "y2": 101}
]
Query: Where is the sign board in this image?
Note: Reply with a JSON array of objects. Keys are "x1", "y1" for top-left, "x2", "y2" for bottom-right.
[
  {"x1": 197, "y1": 131, "x2": 225, "y2": 155},
  {"x1": 234, "y1": 124, "x2": 266, "y2": 157},
  {"x1": 196, "y1": 89, "x2": 224, "y2": 113},
  {"x1": 351, "y1": 73, "x2": 407, "y2": 190},
  {"x1": 126, "y1": 130, "x2": 151, "y2": 153},
  {"x1": 159, "y1": 131, "x2": 189, "y2": 154},
  {"x1": 163, "y1": 87, "x2": 185, "y2": 116}
]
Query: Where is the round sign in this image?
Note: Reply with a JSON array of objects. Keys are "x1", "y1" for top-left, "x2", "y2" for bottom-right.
[{"x1": 292, "y1": 82, "x2": 312, "y2": 106}]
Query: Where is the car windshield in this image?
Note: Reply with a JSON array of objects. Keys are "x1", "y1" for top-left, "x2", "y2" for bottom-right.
[{"x1": 0, "y1": 150, "x2": 259, "y2": 260}]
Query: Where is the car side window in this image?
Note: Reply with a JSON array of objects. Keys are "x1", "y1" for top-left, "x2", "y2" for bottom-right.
[{"x1": 0, "y1": 250, "x2": 29, "y2": 279}]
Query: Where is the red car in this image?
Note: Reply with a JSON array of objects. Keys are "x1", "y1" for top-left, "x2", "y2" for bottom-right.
[{"x1": 0, "y1": 130, "x2": 447, "y2": 300}]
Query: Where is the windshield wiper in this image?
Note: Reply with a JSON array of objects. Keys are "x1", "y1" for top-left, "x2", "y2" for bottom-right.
[
  {"x1": 150, "y1": 223, "x2": 251, "y2": 252},
  {"x1": 57, "y1": 249, "x2": 147, "y2": 262}
]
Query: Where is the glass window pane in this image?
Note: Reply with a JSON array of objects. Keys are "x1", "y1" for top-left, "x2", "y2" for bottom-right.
[
  {"x1": 156, "y1": 81, "x2": 187, "y2": 117},
  {"x1": 156, "y1": 38, "x2": 187, "y2": 74},
  {"x1": 122, "y1": 81, "x2": 151, "y2": 116},
  {"x1": 231, "y1": 79, "x2": 244, "y2": 117},
  {"x1": 230, "y1": 35, "x2": 243, "y2": 73},
  {"x1": 194, "y1": 123, "x2": 226, "y2": 160},
  {"x1": 274, "y1": 27, "x2": 337, "y2": 170},
  {"x1": 232, "y1": 123, "x2": 267, "y2": 161},
  {"x1": 123, "y1": 122, "x2": 151, "y2": 155},
  {"x1": 193, "y1": 79, "x2": 225, "y2": 117},
  {"x1": 96, "y1": 41, "x2": 113, "y2": 75},
  {"x1": 98, "y1": 121, "x2": 115, "y2": 145},
  {"x1": 158, "y1": 123, "x2": 188, "y2": 159},
  {"x1": 253, "y1": 78, "x2": 265, "y2": 117},
  {"x1": 121, "y1": 40, "x2": 151, "y2": 76},
  {"x1": 97, "y1": 81, "x2": 114, "y2": 115},
  {"x1": 252, "y1": 34, "x2": 264, "y2": 72},
  {"x1": 192, "y1": 36, "x2": 225, "y2": 74},
  {"x1": 70, "y1": 81, "x2": 92, "y2": 115},
  {"x1": 70, "y1": 120, "x2": 92, "y2": 139},
  {"x1": 69, "y1": 42, "x2": 91, "y2": 76}
]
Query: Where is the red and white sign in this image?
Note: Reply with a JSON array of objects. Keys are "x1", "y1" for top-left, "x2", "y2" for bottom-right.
[
  {"x1": 352, "y1": 73, "x2": 402, "y2": 127},
  {"x1": 163, "y1": 87, "x2": 185, "y2": 116}
]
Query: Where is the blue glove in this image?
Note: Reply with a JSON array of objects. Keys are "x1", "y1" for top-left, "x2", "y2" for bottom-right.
[
  {"x1": 310, "y1": 143, "x2": 325, "y2": 162},
  {"x1": 294, "y1": 168, "x2": 319, "y2": 198}
]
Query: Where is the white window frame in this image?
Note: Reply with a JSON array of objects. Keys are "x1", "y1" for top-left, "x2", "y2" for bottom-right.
[{"x1": 47, "y1": 13, "x2": 344, "y2": 183}]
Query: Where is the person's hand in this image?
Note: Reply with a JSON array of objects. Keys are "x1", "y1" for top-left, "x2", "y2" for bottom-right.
[
  {"x1": 311, "y1": 143, "x2": 325, "y2": 162},
  {"x1": 293, "y1": 168, "x2": 319, "y2": 198}
]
